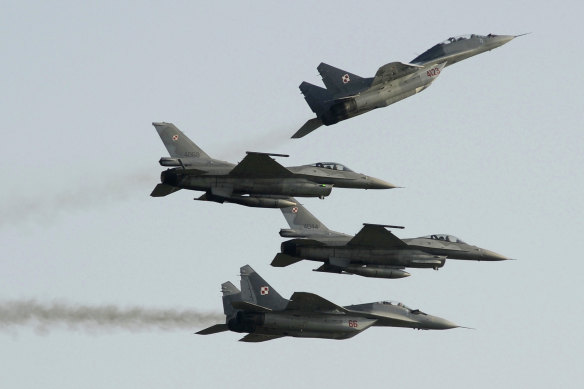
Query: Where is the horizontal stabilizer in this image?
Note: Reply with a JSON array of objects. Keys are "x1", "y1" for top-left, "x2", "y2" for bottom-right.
[
  {"x1": 271, "y1": 253, "x2": 304, "y2": 268},
  {"x1": 292, "y1": 118, "x2": 323, "y2": 139},
  {"x1": 196, "y1": 324, "x2": 229, "y2": 335},
  {"x1": 239, "y1": 333, "x2": 283, "y2": 342},
  {"x1": 229, "y1": 153, "x2": 292, "y2": 177},
  {"x1": 347, "y1": 224, "x2": 407, "y2": 248},
  {"x1": 286, "y1": 292, "x2": 348, "y2": 313},
  {"x1": 231, "y1": 301, "x2": 272, "y2": 312},
  {"x1": 150, "y1": 183, "x2": 181, "y2": 197}
]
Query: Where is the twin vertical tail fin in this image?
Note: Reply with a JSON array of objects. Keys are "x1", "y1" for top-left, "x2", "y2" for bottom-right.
[
  {"x1": 299, "y1": 82, "x2": 335, "y2": 116},
  {"x1": 195, "y1": 281, "x2": 238, "y2": 336},
  {"x1": 221, "y1": 281, "x2": 242, "y2": 317},
  {"x1": 239, "y1": 265, "x2": 288, "y2": 311},
  {"x1": 152, "y1": 122, "x2": 211, "y2": 159},
  {"x1": 317, "y1": 62, "x2": 371, "y2": 96}
]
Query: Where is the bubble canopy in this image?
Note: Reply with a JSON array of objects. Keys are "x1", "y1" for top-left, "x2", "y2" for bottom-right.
[
  {"x1": 310, "y1": 162, "x2": 354, "y2": 172},
  {"x1": 422, "y1": 234, "x2": 466, "y2": 244},
  {"x1": 440, "y1": 34, "x2": 493, "y2": 45}
]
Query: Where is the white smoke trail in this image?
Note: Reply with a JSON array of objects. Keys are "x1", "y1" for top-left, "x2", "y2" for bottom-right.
[{"x1": 0, "y1": 300, "x2": 223, "y2": 333}]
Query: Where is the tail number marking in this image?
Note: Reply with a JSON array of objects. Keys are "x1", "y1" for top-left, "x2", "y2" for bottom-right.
[
  {"x1": 426, "y1": 68, "x2": 441, "y2": 77},
  {"x1": 348, "y1": 320, "x2": 358, "y2": 328}
]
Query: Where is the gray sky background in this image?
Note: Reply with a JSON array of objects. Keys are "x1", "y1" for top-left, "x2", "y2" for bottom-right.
[{"x1": 2, "y1": 1, "x2": 583, "y2": 388}]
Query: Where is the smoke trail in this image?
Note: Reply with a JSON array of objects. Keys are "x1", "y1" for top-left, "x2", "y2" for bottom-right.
[
  {"x1": 0, "y1": 170, "x2": 154, "y2": 228},
  {"x1": 0, "y1": 300, "x2": 223, "y2": 333}
]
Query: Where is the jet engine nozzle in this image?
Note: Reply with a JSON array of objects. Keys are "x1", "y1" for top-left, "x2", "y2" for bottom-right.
[
  {"x1": 227, "y1": 312, "x2": 265, "y2": 333},
  {"x1": 160, "y1": 169, "x2": 181, "y2": 186},
  {"x1": 321, "y1": 99, "x2": 358, "y2": 125}
]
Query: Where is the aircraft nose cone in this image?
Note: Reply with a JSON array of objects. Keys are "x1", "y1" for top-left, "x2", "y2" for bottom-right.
[
  {"x1": 430, "y1": 317, "x2": 459, "y2": 330},
  {"x1": 481, "y1": 249, "x2": 510, "y2": 261},
  {"x1": 491, "y1": 35, "x2": 515, "y2": 47},
  {"x1": 366, "y1": 177, "x2": 398, "y2": 189}
]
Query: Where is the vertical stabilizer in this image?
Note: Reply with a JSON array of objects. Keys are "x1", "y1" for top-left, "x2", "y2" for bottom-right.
[
  {"x1": 299, "y1": 82, "x2": 335, "y2": 115},
  {"x1": 317, "y1": 62, "x2": 372, "y2": 96},
  {"x1": 239, "y1": 265, "x2": 288, "y2": 310},
  {"x1": 221, "y1": 281, "x2": 241, "y2": 316},
  {"x1": 281, "y1": 199, "x2": 330, "y2": 235},
  {"x1": 152, "y1": 122, "x2": 211, "y2": 159}
]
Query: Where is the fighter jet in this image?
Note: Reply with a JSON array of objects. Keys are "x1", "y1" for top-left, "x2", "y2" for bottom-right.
[
  {"x1": 197, "y1": 265, "x2": 460, "y2": 342},
  {"x1": 150, "y1": 122, "x2": 396, "y2": 208},
  {"x1": 293, "y1": 33, "x2": 521, "y2": 138},
  {"x1": 272, "y1": 200, "x2": 511, "y2": 278}
]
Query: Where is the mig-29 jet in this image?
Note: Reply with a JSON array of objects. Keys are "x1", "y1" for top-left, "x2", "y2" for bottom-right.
[
  {"x1": 150, "y1": 122, "x2": 396, "y2": 208},
  {"x1": 293, "y1": 33, "x2": 522, "y2": 138},
  {"x1": 271, "y1": 200, "x2": 511, "y2": 278},
  {"x1": 197, "y1": 265, "x2": 460, "y2": 342}
]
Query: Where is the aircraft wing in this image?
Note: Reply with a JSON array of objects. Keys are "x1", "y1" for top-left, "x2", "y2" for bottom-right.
[
  {"x1": 371, "y1": 62, "x2": 423, "y2": 88},
  {"x1": 239, "y1": 333, "x2": 284, "y2": 342},
  {"x1": 229, "y1": 152, "x2": 293, "y2": 178},
  {"x1": 285, "y1": 292, "x2": 348, "y2": 314},
  {"x1": 347, "y1": 224, "x2": 408, "y2": 249}
]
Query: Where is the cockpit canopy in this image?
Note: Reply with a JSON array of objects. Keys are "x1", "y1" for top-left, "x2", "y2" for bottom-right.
[
  {"x1": 422, "y1": 234, "x2": 466, "y2": 244},
  {"x1": 380, "y1": 300, "x2": 412, "y2": 310},
  {"x1": 311, "y1": 162, "x2": 354, "y2": 172},
  {"x1": 440, "y1": 34, "x2": 497, "y2": 45},
  {"x1": 380, "y1": 301, "x2": 426, "y2": 314}
]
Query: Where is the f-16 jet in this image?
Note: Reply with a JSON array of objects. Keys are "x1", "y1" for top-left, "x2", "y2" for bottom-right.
[
  {"x1": 150, "y1": 122, "x2": 395, "y2": 208},
  {"x1": 272, "y1": 200, "x2": 511, "y2": 278},
  {"x1": 197, "y1": 265, "x2": 460, "y2": 342},
  {"x1": 293, "y1": 33, "x2": 521, "y2": 138}
]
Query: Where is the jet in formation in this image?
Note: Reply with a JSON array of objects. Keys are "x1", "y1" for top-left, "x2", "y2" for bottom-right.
[
  {"x1": 293, "y1": 33, "x2": 522, "y2": 138},
  {"x1": 150, "y1": 122, "x2": 396, "y2": 208},
  {"x1": 197, "y1": 265, "x2": 461, "y2": 342},
  {"x1": 272, "y1": 200, "x2": 511, "y2": 278}
]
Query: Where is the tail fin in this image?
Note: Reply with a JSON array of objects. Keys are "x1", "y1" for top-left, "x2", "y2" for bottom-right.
[
  {"x1": 239, "y1": 265, "x2": 288, "y2": 311},
  {"x1": 280, "y1": 199, "x2": 330, "y2": 236},
  {"x1": 317, "y1": 62, "x2": 372, "y2": 96},
  {"x1": 152, "y1": 122, "x2": 211, "y2": 159},
  {"x1": 221, "y1": 281, "x2": 241, "y2": 316},
  {"x1": 299, "y1": 82, "x2": 335, "y2": 115}
]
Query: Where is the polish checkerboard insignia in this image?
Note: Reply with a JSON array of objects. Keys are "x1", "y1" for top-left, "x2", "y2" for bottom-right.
[
  {"x1": 260, "y1": 286, "x2": 269, "y2": 295},
  {"x1": 342, "y1": 74, "x2": 351, "y2": 84},
  {"x1": 291, "y1": 207, "x2": 298, "y2": 213},
  {"x1": 172, "y1": 134, "x2": 179, "y2": 141}
]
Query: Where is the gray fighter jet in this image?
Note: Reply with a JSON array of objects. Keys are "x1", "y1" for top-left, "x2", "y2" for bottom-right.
[
  {"x1": 150, "y1": 122, "x2": 395, "y2": 208},
  {"x1": 272, "y1": 200, "x2": 511, "y2": 278},
  {"x1": 197, "y1": 265, "x2": 460, "y2": 342},
  {"x1": 293, "y1": 33, "x2": 521, "y2": 138}
]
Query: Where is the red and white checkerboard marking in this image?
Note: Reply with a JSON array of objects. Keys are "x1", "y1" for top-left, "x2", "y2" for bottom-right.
[
  {"x1": 172, "y1": 134, "x2": 179, "y2": 141},
  {"x1": 342, "y1": 74, "x2": 351, "y2": 84},
  {"x1": 260, "y1": 286, "x2": 269, "y2": 295},
  {"x1": 291, "y1": 207, "x2": 298, "y2": 213}
]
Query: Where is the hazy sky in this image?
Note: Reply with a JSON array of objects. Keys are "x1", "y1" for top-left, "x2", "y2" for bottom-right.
[{"x1": 2, "y1": 1, "x2": 583, "y2": 388}]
